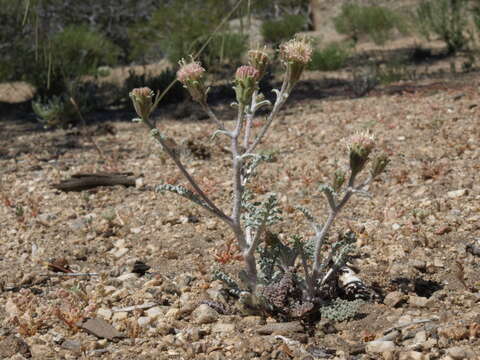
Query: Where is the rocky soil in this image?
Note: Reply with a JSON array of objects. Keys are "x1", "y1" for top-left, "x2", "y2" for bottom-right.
[{"x1": 0, "y1": 73, "x2": 479, "y2": 359}]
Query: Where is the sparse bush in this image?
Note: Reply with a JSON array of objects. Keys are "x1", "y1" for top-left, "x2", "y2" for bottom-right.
[
  {"x1": 308, "y1": 42, "x2": 351, "y2": 71},
  {"x1": 334, "y1": 4, "x2": 405, "y2": 46},
  {"x1": 130, "y1": 38, "x2": 388, "y2": 320},
  {"x1": 415, "y1": 0, "x2": 470, "y2": 54},
  {"x1": 350, "y1": 66, "x2": 379, "y2": 97},
  {"x1": 32, "y1": 96, "x2": 76, "y2": 128},
  {"x1": 261, "y1": 14, "x2": 307, "y2": 45}
]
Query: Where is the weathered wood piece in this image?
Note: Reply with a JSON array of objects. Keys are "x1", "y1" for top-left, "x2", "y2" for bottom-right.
[{"x1": 52, "y1": 172, "x2": 136, "y2": 192}]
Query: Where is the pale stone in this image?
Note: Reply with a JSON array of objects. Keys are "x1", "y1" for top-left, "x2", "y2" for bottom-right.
[
  {"x1": 146, "y1": 306, "x2": 164, "y2": 320},
  {"x1": 191, "y1": 304, "x2": 219, "y2": 324},
  {"x1": 212, "y1": 323, "x2": 235, "y2": 333},
  {"x1": 112, "y1": 312, "x2": 128, "y2": 322},
  {"x1": 137, "y1": 317, "x2": 151, "y2": 327},
  {"x1": 117, "y1": 273, "x2": 137, "y2": 282},
  {"x1": 165, "y1": 308, "x2": 181, "y2": 320},
  {"x1": 408, "y1": 295, "x2": 432, "y2": 308},
  {"x1": 366, "y1": 340, "x2": 396, "y2": 353},
  {"x1": 97, "y1": 308, "x2": 112, "y2": 320},
  {"x1": 447, "y1": 189, "x2": 468, "y2": 198}
]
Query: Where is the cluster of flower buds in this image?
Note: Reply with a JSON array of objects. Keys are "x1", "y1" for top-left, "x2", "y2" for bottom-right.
[
  {"x1": 176, "y1": 59, "x2": 207, "y2": 103},
  {"x1": 280, "y1": 37, "x2": 313, "y2": 90},
  {"x1": 347, "y1": 131, "x2": 376, "y2": 175},
  {"x1": 129, "y1": 87, "x2": 155, "y2": 120}
]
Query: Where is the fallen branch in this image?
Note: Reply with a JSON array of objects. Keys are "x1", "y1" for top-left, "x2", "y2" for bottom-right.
[{"x1": 52, "y1": 172, "x2": 137, "y2": 192}]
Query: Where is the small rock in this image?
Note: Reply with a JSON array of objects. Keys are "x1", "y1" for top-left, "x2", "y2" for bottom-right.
[
  {"x1": 410, "y1": 259, "x2": 427, "y2": 272},
  {"x1": 137, "y1": 317, "x2": 151, "y2": 327},
  {"x1": 112, "y1": 312, "x2": 128, "y2": 322},
  {"x1": 97, "y1": 308, "x2": 112, "y2": 320},
  {"x1": 112, "y1": 247, "x2": 129, "y2": 259},
  {"x1": 165, "y1": 308, "x2": 182, "y2": 320},
  {"x1": 145, "y1": 306, "x2": 164, "y2": 320},
  {"x1": 61, "y1": 339, "x2": 82, "y2": 353},
  {"x1": 212, "y1": 323, "x2": 235, "y2": 333},
  {"x1": 130, "y1": 227, "x2": 142, "y2": 234},
  {"x1": 384, "y1": 291, "x2": 407, "y2": 308},
  {"x1": 241, "y1": 316, "x2": 265, "y2": 326},
  {"x1": 408, "y1": 295, "x2": 432, "y2": 308},
  {"x1": 399, "y1": 350, "x2": 427, "y2": 360},
  {"x1": 0, "y1": 335, "x2": 31, "y2": 358},
  {"x1": 116, "y1": 273, "x2": 137, "y2": 282},
  {"x1": 365, "y1": 340, "x2": 396, "y2": 354},
  {"x1": 256, "y1": 321, "x2": 303, "y2": 335},
  {"x1": 76, "y1": 318, "x2": 124, "y2": 340},
  {"x1": 446, "y1": 346, "x2": 467, "y2": 359},
  {"x1": 191, "y1": 304, "x2": 219, "y2": 324},
  {"x1": 447, "y1": 189, "x2": 468, "y2": 198}
]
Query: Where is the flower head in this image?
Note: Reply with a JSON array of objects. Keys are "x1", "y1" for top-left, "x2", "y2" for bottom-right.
[
  {"x1": 279, "y1": 37, "x2": 313, "y2": 90},
  {"x1": 177, "y1": 59, "x2": 207, "y2": 103},
  {"x1": 248, "y1": 48, "x2": 269, "y2": 80},
  {"x1": 129, "y1": 87, "x2": 155, "y2": 120},
  {"x1": 177, "y1": 59, "x2": 205, "y2": 84},
  {"x1": 234, "y1": 65, "x2": 259, "y2": 105},
  {"x1": 346, "y1": 131, "x2": 376, "y2": 175},
  {"x1": 280, "y1": 38, "x2": 313, "y2": 65}
]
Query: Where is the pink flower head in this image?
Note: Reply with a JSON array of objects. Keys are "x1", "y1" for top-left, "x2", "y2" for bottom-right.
[
  {"x1": 280, "y1": 38, "x2": 313, "y2": 65},
  {"x1": 177, "y1": 59, "x2": 205, "y2": 84},
  {"x1": 130, "y1": 87, "x2": 155, "y2": 120},
  {"x1": 235, "y1": 65, "x2": 259, "y2": 81}
]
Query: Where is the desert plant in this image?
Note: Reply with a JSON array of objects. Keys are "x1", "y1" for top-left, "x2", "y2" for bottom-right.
[
  {"x1": 261, "y1": 14, "x2": 307, "y2": 45},
  {"x1": 32, "y1": 95, "x2": 76, "y2": 128},
  {"x1": 334, "y1": 3, "x2": 405, "y2": 46},
  {"x1": 308, "y1": 42, "x2": 351, "y2": 71},
  {"x1": 130, "y1": 38, "x2": 389, "y2": 319},
  {"x1": 415, "y1": 0, "x2": 470, "y2": 54},
  {"x1": 202, "y1": 32, "x2": 249, "y2": 69}
]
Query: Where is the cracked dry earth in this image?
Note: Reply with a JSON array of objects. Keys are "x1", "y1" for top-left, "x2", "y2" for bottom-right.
[{"x1": 0, "y1": 76, "x2": 479, "y2": 360}]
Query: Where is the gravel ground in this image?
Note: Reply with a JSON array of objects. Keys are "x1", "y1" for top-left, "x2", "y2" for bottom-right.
[{"x1": 0, "y1": 73, "x2": 479, "y2": 359}]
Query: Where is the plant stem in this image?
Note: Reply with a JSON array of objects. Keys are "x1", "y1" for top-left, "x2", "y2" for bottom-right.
[
  {"x1": 247, "y1": 78, "x2": 289, "y2": 154},
  {"x1": 143, "y1": 118, "x2": 231, "y2": 225}
]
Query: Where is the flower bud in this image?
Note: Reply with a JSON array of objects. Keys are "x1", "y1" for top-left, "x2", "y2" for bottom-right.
[
  {"x1": 129, "y1": 87, "x2": 155, "y2": 120},
  {"x1": 347, "y1": 131, "x2": 375, "y2": 175},
  {"x1": 248, "y1": 48, "x2": 269, "y2": 80},
  {"x1": 332, "y1": 169, "x2": 346, "y2": 192},
  {"x1": 371, "y1": 153, "x2": 389, "y2": 178},
  {"x1": 177, "y1": 59, "x2": 207, "y2": 103},
  {"x1": 234, "y1": 65, "x2": 259, "y2": 105},
  {"x1": 280, "y1": 38, "x2": 313, "y2": 88}
]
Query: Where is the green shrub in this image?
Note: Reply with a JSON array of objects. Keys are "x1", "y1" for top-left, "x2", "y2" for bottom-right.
[
  {"x1": 308, "y1": 42, "x2": 351, "y2": 71},
  {"x1": 261, "y1": 14, "x2": 307, "y2": 45},
  {"x1": 415, "y1": 0, "x2": 469, "y2": 54},
  {"x1": 334, "y1": 4, "x2": 404, "y2": 46},
  {"x1": 202, "y1": 32, "x2": 249, "y2": 68},
  {"x1": 51, "y1": 25, "x2": 120, "y2": 80},
  {"x1": 145, "y1": 0, "x2": 230, "y2": 65}
]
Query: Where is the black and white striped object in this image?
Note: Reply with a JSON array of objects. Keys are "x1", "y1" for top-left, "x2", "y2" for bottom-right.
[{"x1": 338, "y1": 266, "x2": 377, "y2": 301}]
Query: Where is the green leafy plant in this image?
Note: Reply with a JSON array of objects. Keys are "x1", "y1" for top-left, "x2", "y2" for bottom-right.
[
  {"x1": 32, "y1": 96, "x2": 75, "y2": 128},
  {"x1": 130, "y1": 38, "x2": 388, "y2": 320},
  {"x1": 308, "y1": 42, "x2": 351, "y2": 71},
  {"x1": 414, "y1": 0, "x2": 470, "y2": 54},
  {"x1": 261, "y1": 14, "x2": 307, "y2": 45},
  {"x1": 334, "y1": 4, "x2": 405, "y2": 46}
]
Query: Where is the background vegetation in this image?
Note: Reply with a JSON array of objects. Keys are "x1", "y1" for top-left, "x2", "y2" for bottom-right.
[{"x1": 2, "y1": 0, "x2": 480, "y2": 126}]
